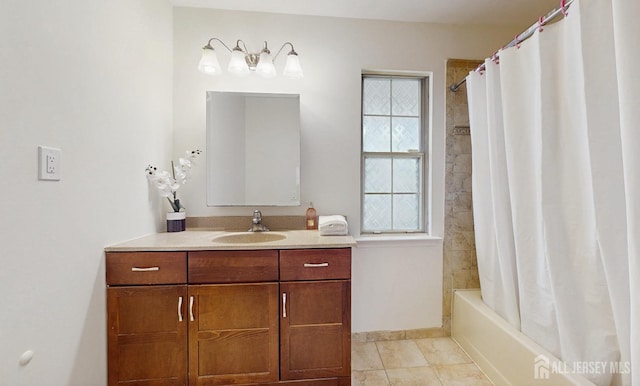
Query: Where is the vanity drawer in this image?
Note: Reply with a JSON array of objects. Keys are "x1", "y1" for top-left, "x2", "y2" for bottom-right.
[
  {"x1": 280, "y1": 248, "x2": 351, "y2": 281},
  {"x1": 106, "y1": 252, "x2": 187, "y2": 285},
  {"x1": 188, "y1": 250, "x2": 279, "y2": 283}
]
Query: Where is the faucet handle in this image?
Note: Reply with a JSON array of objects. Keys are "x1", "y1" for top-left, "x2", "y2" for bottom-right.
[{"x1": 249, "y1": 210, "x2": 269, "y2": 231}]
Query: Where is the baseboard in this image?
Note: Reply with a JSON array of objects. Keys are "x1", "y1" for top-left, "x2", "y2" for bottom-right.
[{"x1": 352, "y1": 327, "x2": 447, "y2": 343}]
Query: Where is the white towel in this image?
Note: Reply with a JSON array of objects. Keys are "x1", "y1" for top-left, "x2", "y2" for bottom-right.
[{"x1": 318, "y1": 215, "x2": 348, "y2": 236}]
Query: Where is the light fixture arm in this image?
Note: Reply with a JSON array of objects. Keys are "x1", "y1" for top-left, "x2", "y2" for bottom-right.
[
  {"x1": 261, "y1": 41, "x2": 270, "y2": 54},
  {"x1": 203, "y1": 37, "x2": 233, "y2": 53},
  {"x1": 233, "y1": 39, "x2": 250, "y2": 54},
  {"x1": 273, "y1": 42, "x2": 297, "y2": 61}
]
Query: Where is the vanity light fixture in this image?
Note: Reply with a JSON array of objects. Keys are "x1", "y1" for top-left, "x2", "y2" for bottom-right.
[{"x1": 198, "y1": 38, "x2": 304, "y2": 79}]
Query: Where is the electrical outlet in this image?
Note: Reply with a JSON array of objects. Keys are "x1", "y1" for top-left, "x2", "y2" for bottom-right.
[
  {"x1": 38, "y1": 146, "x2": 61, "y2": 181},
  {"x1": 47, "y1": 153, "x2": 56, "y2": 173}
]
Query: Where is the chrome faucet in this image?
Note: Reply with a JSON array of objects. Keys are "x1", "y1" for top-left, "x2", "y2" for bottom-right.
[{"x1": 249, "y1": 210, "x2": 270, "y2": 232}]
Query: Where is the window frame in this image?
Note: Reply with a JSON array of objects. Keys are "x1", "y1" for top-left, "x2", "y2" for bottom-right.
[{"x1": 360, "y1": 73, "x2": 430, "y2": 234}]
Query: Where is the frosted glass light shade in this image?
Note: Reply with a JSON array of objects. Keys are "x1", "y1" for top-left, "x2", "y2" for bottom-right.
[
  {"x1": 283, "y1": 54, "x2": 304, "y2": 79},
  {"x1": 228, "y1": 49, "x2": 250, "y2": 77},
  {"x1": 256, "y1": 51, "x2": 277, "y2": 78},
  {"x1": 198, "y1": 47, "x2": 222, "y2": 75}
]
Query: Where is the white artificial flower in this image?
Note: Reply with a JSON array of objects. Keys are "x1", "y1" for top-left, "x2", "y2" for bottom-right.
[
  {"x1": 173, "y1": 164, "x2": 189, "y2": 184},
  {"x1": 150, "y1": 170, "x2": 179, "y2": 197},
  {"x1": 179, "y1": 157, "x2": 192, "y2": 168},
  {"x1": 185, "y1": 149, "x2": 201, "y2": 162},
  {"x1": 145, "y1": 150, "x2": 201, "y2": 212}
]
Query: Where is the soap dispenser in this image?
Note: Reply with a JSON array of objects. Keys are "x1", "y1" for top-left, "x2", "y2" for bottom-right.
[{"x1": 306, "y1": 202, "x2": 317, "y2": 230}]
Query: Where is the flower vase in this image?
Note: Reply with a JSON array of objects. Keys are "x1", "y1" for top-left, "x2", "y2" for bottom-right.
[{"x1": 167, "y1": 211, "x2": 186, "y2": 232}]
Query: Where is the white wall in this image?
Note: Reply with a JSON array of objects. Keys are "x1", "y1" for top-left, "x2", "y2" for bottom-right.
[
  {"x1": 0, "y1": 1, "x2": 173, "y2": 384},
  {"x1": 0, "y1": 4, "x2": 522, "y2": 383},
  {"x1": 172, "y1": 8, "x2": 518, "y2": 332}
]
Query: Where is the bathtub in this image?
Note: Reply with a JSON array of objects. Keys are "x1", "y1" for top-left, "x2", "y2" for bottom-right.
[{"x1": 451, "y1": 289, "x2": 594, "y2": 386}]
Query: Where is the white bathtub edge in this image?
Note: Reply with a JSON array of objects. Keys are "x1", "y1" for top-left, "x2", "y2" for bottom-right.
[{"x1": 452, "y1": 289, "x2": 595, "y2": 386}]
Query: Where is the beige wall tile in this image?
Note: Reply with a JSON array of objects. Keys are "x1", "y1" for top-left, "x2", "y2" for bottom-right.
[
  {"x1": 444, "y1": 59, "x2": 483, "y2": 331},
  {"x1": 352, "y1": 332, "x2": 368, "y2": 343},
  {"x1": 451, "y1": 231, "x2": 475, "y2": 251},
  {"x1": 367, "y1": 330, "x2": 406, "y2": 342},
  {"x1": 186, "y1": 215, "x2": 306, "y2": 230},
  {"x1": 404, "y1": 328, "x2": 447, "y2": 340},
  {"x1": 354, "y1": 328, "x2": 446, "y2": 342},
  {"x1": 452, "y1": 270, "x2": 480, "y2": 289},
  {"x1": 452, "y1": 193, "x2": 473, "y2": 213},
  {"x1": 453, "y1": 154, "x2": 472, "y2": 173},
  {"x1": 450, "y1": 250, "x2": 476, "y2": 271}
]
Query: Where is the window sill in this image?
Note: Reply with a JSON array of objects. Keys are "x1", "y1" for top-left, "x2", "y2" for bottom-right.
[{"x1": 355, "y1": 234, "x2": 443, "y2": 248}]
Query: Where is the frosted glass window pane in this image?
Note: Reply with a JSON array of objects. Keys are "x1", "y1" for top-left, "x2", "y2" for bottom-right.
[
  {"x1": 361, "y1": 74, "x2": 427, "y2": 233},
  {"x1": 363, "y1": 116, "x2": 391, "y2": 152},
  {"x1": 392, "y1": 117, "x2": 420, "y2": 152},
  {"x1": 363, "y1": 78, "x2": 390, "y2": 115},
  {"x1": 364, "y1": 194, "x2": 391, "y2": 230},
  {"x1": 393, "y1": 194, "x2": 419, "y2": 230},
  {"x1": 364, "y1": 157, "x2": 391, "y2": 193},
  {"x1": 393, "y1": 158, "x2": 420, "y2": 193},
  {"x1": 392, "y1": 79, "x2": 420, "y2": 116}
]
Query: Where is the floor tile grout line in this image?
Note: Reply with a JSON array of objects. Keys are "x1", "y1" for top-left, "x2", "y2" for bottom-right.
[
  {"x1": 373, "y1": 340, "x2": 392, "y2": 385},
  {"x1": 449, "y1": 336, "x2": 496, "y2": 385},
  {"x1": 354, "y1": 337, "x2": 493, "y2": 385}
]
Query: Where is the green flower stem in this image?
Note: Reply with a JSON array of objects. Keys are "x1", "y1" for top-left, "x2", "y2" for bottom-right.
[{"x1": 167, "y1": 197, "x2": 181, "y2": 212}]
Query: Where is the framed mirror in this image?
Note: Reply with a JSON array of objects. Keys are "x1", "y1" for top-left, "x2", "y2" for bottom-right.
[{"x1": 206, "y1": 91, "x2": 300, "y2": 206}]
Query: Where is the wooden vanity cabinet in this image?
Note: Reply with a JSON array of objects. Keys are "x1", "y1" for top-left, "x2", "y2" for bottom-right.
[
  {"x1": 188, "y1": 283, "x2": 280, "y2": 385},
  {"x1": 106, "y1": 251, "x2": 188, "y2": 386},
  {"x1": 187, "y1": 250, "x2": 280, "y2": 385},
  {"x1": 106, "y1": 247, "x2": 351, "y2": 386},
  {"x1": 279, "y1": 249, "x2": 351, "y2": 382}
]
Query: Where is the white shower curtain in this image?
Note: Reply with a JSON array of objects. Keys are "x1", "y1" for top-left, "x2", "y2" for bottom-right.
[{"x1": 467, "y1": 0, "x2": 639, "y2": 385}]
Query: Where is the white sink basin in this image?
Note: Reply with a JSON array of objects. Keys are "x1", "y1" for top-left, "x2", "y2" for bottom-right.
[{"x1": 212, "y1": 232, "x2": 287, "y2": 244}]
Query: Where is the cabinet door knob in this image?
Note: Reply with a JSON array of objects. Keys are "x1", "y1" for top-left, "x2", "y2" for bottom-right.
[
  {"x1": 303, "y1": 262, "x2": 329, "y2": 268},
  {"x1": 282, "y1": 293, "x2": 287, "y2": 318},
  {"x1": 189, "y1": 296, "x2": 195, "y2": 322},
  {"x1": 178, "y1": 296, "x2": 183, "y2": 322}
]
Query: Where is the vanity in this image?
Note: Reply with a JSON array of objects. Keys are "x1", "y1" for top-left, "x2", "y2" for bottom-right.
[{"x1": 105, "y1": 230, "x2": 355, "y2": 386}]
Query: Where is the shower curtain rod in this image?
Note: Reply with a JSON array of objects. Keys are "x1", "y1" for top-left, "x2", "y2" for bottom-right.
[{"x1": 449, "y1": 0, "x2": 574, "y2": 92}]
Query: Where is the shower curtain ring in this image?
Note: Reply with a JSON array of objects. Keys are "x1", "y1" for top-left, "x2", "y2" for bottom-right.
[
  {"x1": 560, "y1": 0, "x2": 569, "y2": 17},
  {"x1": 514, "y1": 34, "x2": 520, "y2": 49},
  {"x1": 538, "y1": 16, "x2": 544, "y2": 32},
  {"x1": 492, "y1": 50, "x2": 500, "y2": 64}
]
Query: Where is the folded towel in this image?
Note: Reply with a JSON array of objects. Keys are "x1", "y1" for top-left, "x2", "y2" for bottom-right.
[{"x1": 318, "y1": 215, "x2": 348, "y2": 236}]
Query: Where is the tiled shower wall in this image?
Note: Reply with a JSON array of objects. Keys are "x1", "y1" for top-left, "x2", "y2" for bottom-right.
[{"x1": 442, "y1": 59, "x2": 483, "y2": 334}]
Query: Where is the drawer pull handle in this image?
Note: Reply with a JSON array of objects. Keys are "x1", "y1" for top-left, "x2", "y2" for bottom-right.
[
  {"x1": 131, "y1": 266, "x2": 160, "y2": 272},
  {"x1": 304, "y1": 262, "x2": 329, "y2": 268},
  {"x1": 189, "y1": 296, "x2": 195, "y2": 322},
  {"x1": 282, "y1": 293, "x2": 287, "y2": 318},
  {"x1": 178, "y1": 296, "x2": 183, "y2": 322}
]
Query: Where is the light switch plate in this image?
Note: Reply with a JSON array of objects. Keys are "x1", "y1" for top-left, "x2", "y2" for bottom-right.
[{"x1": 38, "y1": 146, "x2": 61, "y2": 181}]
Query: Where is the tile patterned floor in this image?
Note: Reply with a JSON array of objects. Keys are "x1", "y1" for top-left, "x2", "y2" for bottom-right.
[{"x1": 352, "y1": 337, "x2": 494, "y2": 385}]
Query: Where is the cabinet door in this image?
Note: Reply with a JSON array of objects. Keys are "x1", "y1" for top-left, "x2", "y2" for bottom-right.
[
  {"x1": 107, "y1": 285, "x2": 188, "y2": 386},
  {"x1": 189, "y1": 283, "x2": 279, "y2": 385},
  {"x1": 280, "y1": 280, "x2": 351, "y2": 380}
]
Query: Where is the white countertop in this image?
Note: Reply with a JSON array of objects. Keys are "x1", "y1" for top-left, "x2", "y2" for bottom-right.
[{"x1": 105, "y1": 230, "x2": 356, "y2": 252}]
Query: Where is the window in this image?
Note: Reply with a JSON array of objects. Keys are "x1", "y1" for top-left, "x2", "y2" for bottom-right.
[{"x1": 361, "y1": 74, "x2": 428, "y2": 233}]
